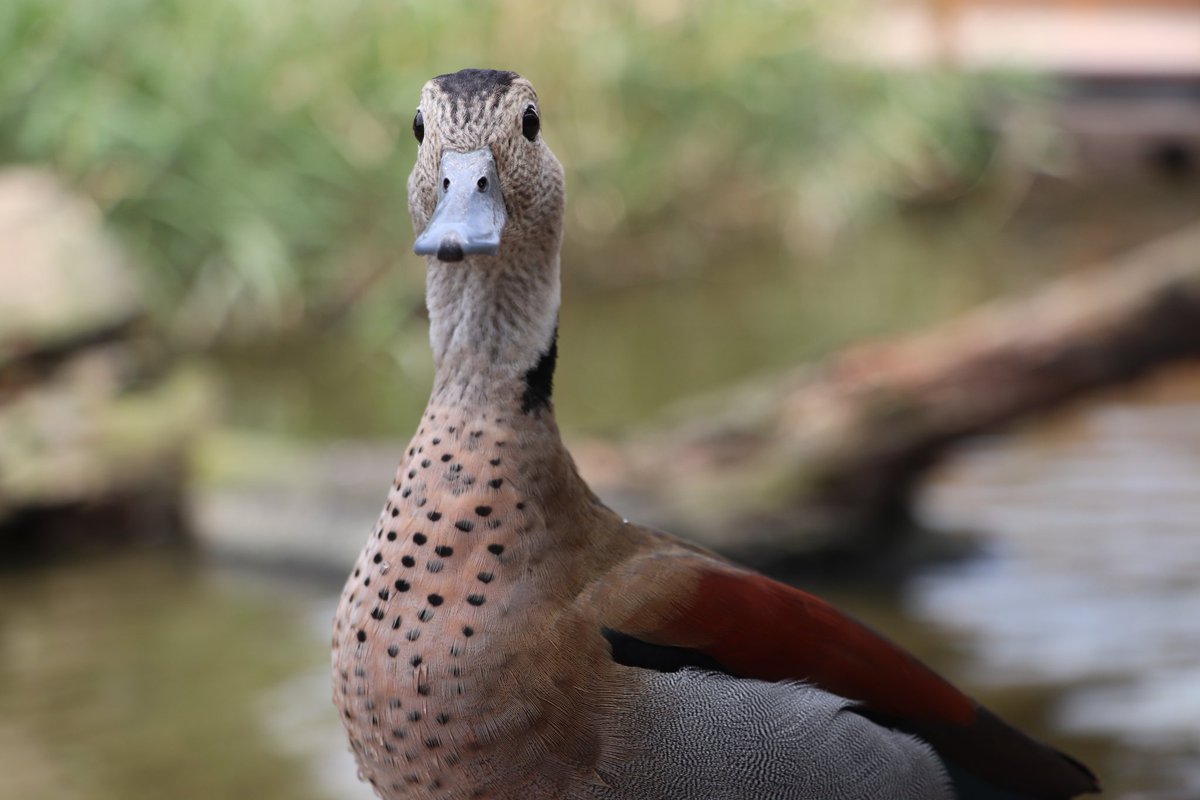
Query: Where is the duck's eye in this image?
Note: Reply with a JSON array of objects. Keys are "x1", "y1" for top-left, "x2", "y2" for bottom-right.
[
  {"x1": 521, "y1": 105, "x2": 539, "y2": 142},
  {"x1": 413, "y1": 110, "x2": 425, "y2": 144}
]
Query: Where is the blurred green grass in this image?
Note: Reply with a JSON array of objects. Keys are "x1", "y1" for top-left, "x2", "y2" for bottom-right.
[{"x1": 0, "y1": 0, "x2": 1001, "y2": 344}]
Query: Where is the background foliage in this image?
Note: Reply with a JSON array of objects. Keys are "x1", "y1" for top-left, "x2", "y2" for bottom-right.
[{"x1": 0, "y1": 0, "x2": 998, "y2": 342}]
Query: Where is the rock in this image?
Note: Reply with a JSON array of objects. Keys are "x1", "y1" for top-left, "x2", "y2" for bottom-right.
[
  {"x1": 0, "y1": 169, "x2": 141, "y2": 365},
  {"x1": 0, "y1": 169, "x2": 210, "y2": 553}
]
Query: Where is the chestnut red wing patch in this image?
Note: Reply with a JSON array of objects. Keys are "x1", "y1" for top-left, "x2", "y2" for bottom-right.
[
  {"x1": 653, "y1": 568, "x2": 977, "y2": 724},
  {"x1": 642, "y1": 567, "x2": 1098, "y2": 797}
]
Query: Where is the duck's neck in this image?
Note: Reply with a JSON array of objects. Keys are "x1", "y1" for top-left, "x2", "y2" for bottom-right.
[
  {"x1": 425, "y1": 252, "x2": 562, "y2": 420},
  {"x1": 422, "y1": 253, "x2": 587, "y2": 507}
]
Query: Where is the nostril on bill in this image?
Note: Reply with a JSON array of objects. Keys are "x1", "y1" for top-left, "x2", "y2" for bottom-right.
[
  {"x1": 437, "y1": 240, "x2": 465, "y2": 262},
  {"x1": 477, "y1": 177, "x2": 488, "y2": 192},
  {"x1": 442, "y1": 177, "x2": 450, "y2": 191}
]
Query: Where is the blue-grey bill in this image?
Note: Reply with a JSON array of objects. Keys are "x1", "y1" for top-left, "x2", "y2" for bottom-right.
[{"x1": 413, "y1": 148, "x2": 507, "y2": 262}]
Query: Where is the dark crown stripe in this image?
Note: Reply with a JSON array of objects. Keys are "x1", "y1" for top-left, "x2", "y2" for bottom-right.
[{"x1": 433, "y1": 68, "x2": 518, "y2": 100}]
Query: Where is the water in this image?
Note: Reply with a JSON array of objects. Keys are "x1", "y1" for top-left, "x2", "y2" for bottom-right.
[
  {"x1": 0, "y1": 555, "x2": 341, "y2": 800},
  {"x1": 2, "y1": 366, "x2": 1197, "y2": 798},
  {"x1": 916, "y1": 365, "x2": 1200, "y2": 798}
]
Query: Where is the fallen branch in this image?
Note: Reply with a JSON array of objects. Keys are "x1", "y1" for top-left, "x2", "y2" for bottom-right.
[{"x1": 579, "y1": 221, "x2": 1200, "y2": 562}]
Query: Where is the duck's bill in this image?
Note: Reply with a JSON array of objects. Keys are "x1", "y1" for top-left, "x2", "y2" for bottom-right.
[{"x1": 413, "y1": 148, "x2": 507, "y2": 262}]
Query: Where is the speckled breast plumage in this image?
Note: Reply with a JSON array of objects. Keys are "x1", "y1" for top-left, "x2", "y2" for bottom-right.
[{"x1": 332, "y1": 407, "x2": 546, "y2": 797}]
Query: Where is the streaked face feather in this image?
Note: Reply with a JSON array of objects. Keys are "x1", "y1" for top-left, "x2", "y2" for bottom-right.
[{"x1": 409, "y1": 70, "x2": 564, "y2": 254}]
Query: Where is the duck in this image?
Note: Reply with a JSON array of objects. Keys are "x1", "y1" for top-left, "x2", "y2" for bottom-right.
[{"x1": 331, "y1": 68, "x2": 1100, "y2": 800}]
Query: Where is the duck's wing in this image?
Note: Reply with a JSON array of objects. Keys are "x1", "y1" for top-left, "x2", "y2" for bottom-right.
[
  {"x1": 584, "y1": 669, "x2": 955, "y2": 800},
  {"x1": 594, "y1": 545, "x2": 1099, "y2": 799}
]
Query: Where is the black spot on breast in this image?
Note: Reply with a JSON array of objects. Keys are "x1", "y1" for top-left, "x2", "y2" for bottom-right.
[
  {"x1": 441, "y1": 454, "x2": 452, "y2": 462},
  {"x1": 421, "y1": 459, "x2": 431, "y2": 468},
  {"x1": 356, "y1": 630, "x2": 367, "y2": 643},
  {"x1": 462, "y1": 626, "x2": 474, "y2": 637},
  {"x1": 387, "y1": 531, "x2": 397, "y2": 541},
  {"x1": 418, "y1": 608, "x2": 434, "y2": 622},
  {"x1": 427, "y1": 511, "x2": 442, "y2": 522},
  {"x1": 394, "y1": 579, "x2": 410, "y2": 592},
  {"x1": 413, "y1": 533, "x2": 427, "y2": 545},
  {"x1": 411, "y1": 654, "x2": 423, "y2": 667},
  {"x1": 401, "y1": 555, "x2": 416, "y2": 568},
  {"x1": 371, "y1": 607, "x2": 385, "y2": 620},
  {"x1": 487, "y1": 544, "x2": 505, "y2": 555},
  {"x1": 434, "y1": 545, "x2": 454, "y2": 557},
  {"x1": 387, "y1": 645, "x2": 399, "y2": 658},
  {"x1": 488, "y1": 478, "x2": 503, "y2": 489},
  {"x1": 427, "y1": 593, "x2": 444, "y2": 606},
  {"x1": 467, "y1": 594, "x2": 486, "y2": 606},
  {"x1": 477, "y1": 571, "x2": 493, "y2": 584},
  {"x1": 373, "y1": 553, "x2": 383, "y2": 564},
  {"x1": 454, "y1": 520, "x2": 474, "y2": 532},
  {"x1": 474, "y1": 506, "x2": 492, "y2": 517},
  {"x1": 378, "y1": 588, "x2": 390, "y2": 601}
]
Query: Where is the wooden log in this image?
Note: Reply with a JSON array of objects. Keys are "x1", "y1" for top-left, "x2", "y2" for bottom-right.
[{"x1": 578, "y1": 222, "x2": 1200, "y2": 563}]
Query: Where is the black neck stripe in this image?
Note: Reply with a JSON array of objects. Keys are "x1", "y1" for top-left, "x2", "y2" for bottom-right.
[{"x1": 521, "y1": 327, "x2": 557, "y2": 415}]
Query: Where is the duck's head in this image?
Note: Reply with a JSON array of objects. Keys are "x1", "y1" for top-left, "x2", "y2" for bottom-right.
[{"x1": 409, "y1": 69, "x2": 564, "y2": 265}]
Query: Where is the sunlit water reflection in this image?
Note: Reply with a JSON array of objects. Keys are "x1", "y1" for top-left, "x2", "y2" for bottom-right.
[{"x1": 918, "y1": 366, "x2": 1200, "y2": 798}]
